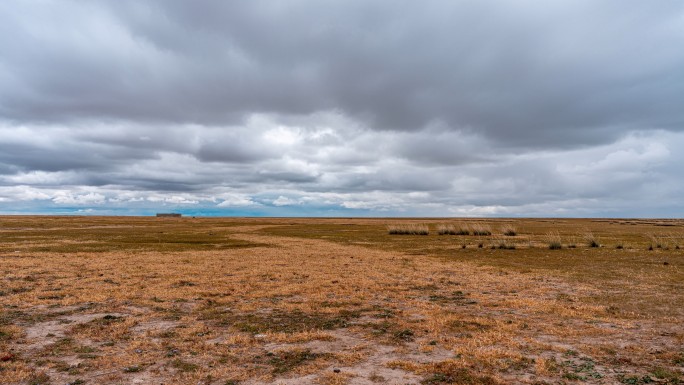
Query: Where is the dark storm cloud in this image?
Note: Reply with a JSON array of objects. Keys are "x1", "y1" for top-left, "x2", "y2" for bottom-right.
[
  {"x1": 1, "y1": 1, "x2": 683, "y2": 148},
  {"x1": 0, "y1": 137, "x2": 157, "y2": 174}
]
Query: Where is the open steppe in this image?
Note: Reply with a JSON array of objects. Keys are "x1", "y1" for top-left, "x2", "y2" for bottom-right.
[{"x1": 1, "y1": 216, "x2": 682, "y2": 384}]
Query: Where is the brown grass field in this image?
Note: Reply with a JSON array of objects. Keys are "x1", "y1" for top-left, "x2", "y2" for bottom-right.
[{"x1": 1, "y1": 216, "x2": 683, "y2": 384}]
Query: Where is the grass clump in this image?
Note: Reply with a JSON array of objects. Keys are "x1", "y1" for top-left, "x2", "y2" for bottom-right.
[
  {"x1": 447, "y1": 319, "x2": 490, "y2": 333},
  {"x1": 583, "y1": 231, "x2": 600, "y2": 248},
  {"x1": 495, "y1": 238, "x2": 516, "y2": 250},
  {"x1": 171, "y1": 359, "x2": 199, "y2": 372},
  {"x1": 501, "y1": 224, "x2": 517, "y2": 236},
  {"x1": 422, "y1": 362, "x2": 500, "y2": 385},
  {"x1": 471, "y1": 224, "x2": 492, "y2": 236},
  {"x1": 437, "y1": 224, "x2": 457, "y2": 235},
  {"x1": 651, "y1": 366, "x2": 681, "y2": 382},
  {"x1": 455, "y1": 224, "x2": 471, "y2": 235},
  {"x1": 387, "y1": 224, "x2": 429, "y2": 235},
  {"x1": 546, "y1": 232, "x2": 562, "y2": 250},
  {"x1": 647, "y1": 233, "x2": 667, "y2": 250},
  {"x1": 392, "y1": 329, "x2": 415, "y2": 342},
  {"x1": 268, "y1": 349, "x2": 323, "y2": 374},
  {"x1": 27, "y1": 372, "x2": 51, "y2": 385}
]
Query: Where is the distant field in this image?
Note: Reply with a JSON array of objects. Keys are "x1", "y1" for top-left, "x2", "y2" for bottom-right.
[{"x1": 1, "y1": 216, "x2": 683, "y2": 384}]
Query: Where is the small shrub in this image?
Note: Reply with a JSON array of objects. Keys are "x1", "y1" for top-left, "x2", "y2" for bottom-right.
[
  {"x1": 387, "y1": 224, "x2": 429, "y2": 235},
  {"x1": 501, "y1": 224, "x2": 517, "y2": 236}
]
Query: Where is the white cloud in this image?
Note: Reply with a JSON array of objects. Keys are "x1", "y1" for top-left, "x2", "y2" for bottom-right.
[
  {"x1": 217, "y1": 195, "x2": 259, "y2": 207},
  {"x1": 272, "y1": 196, "x2": 299, "y2": 206},
  {"x1": 52, "y1": 192, "x2": 106, "y2": 205}
]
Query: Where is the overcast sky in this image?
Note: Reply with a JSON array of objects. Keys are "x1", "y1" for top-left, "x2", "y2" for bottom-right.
[{"x1": 1, "y1": 1, "x2": 683, "y2": 217}]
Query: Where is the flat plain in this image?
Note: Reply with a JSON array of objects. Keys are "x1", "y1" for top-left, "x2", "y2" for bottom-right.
[{"x1": 0, "y1": 216, "x2": 682, "y2": 384}]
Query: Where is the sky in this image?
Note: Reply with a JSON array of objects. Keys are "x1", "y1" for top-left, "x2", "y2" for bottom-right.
[{"x1": 1, "y1": 1, "x2": 683, "y2": 217}]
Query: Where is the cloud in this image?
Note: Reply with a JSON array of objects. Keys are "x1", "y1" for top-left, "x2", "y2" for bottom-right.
[
  {"x1": 217, "y1": 195, "x2": 259, "y2": 207},
  {"x1": 52, "y1": 192, "x2": 106, "y2": 205},
  {"x1": 2, "y1": 2, "x2": 683, "y2": 146},
  {"x1": 272, "y1": 196, "x2": 299, "y2": 206},
  {"x1": 1, "y1": 2, "x2": 683, "y2": 216}
]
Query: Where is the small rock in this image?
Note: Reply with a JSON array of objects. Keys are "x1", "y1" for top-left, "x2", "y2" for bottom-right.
[
  {"x1": 333, "y1": 368, "x2": 341, "y2": 373},
  {"x1": 254, "y1": 334, "x2": 267, "y2": 339},
  {"x1": 664, "y1": 261, "x2": 670, "y2": 265},
  {"x1": 135, "y1": 349, "x2": 143, "y2": 354}
]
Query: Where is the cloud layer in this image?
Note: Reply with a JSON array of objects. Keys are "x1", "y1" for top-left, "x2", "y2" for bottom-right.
[{"x1": 1, "y1": 1, "x2": 683, "y2": 216}]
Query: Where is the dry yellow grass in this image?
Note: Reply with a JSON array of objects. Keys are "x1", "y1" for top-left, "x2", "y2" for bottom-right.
[{"x1": 0, "y1": 216, "x2": 683, "y2": 384}]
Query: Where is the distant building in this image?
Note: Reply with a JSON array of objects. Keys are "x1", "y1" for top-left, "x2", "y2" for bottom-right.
[{"x1": 156, "y1": 213, "x2": 182, "y2": 218}]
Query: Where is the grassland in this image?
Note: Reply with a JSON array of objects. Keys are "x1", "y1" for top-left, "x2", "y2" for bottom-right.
[{"x1": 1, "y1": 216, "x2": 683, "y2": 384}]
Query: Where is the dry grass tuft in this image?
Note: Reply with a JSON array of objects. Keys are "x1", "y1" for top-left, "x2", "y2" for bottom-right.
[
  {"x1": 387, "y1": 224, "x2": 429, "y2": 235},
  {"x1": 470, "y1": 223, "x2": 492, "y2": 236},
  {"x1": 647, "y1": 233, "x2": 667, "y2": 250},
  {"x1": 455, "y1": 223, "x2": 471, "y2": 235},
  {"x1": 436, "y1": 224, "x2": 457, "y2": 235},
  {"x1": 493, "y1": 238, "x2": 516, "y2": 250},
  {"x1": 500, "y1": 224, "x2": 517, "y2": 236},
  {"x1": 582, "y1": 231, "x2": 600, "y2": 248},
  {"x1": 546, "y1": 231, "x2": 562, "y2": 250}
]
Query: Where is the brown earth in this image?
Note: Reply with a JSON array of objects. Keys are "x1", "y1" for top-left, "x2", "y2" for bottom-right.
[{"x1": 0, "y1": 216, "x2": 683, "y2": 384}]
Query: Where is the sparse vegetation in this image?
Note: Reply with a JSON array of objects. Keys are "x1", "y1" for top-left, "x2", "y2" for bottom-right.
[
  {"x1": 421, "y1": 362, "x2": 500, "y2": 385},
  {"x1": 228, "y1": 309, "x2": 360, "y2": 334},
  {"x1": 1, "y1": 216, "x2": 682, "y2": 384}
]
